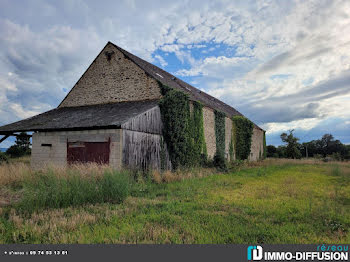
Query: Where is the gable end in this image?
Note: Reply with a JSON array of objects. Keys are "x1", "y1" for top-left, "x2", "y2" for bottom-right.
[{"x1": 59, "y1": 43, "x2": 162, "y2": 108}]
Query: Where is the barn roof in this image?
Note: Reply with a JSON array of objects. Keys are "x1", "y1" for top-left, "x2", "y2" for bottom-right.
[
  {"x1": 0, "y1": 42, "x2": 263, "y2": 134},
  {"x1": 109, "y1": 42, "x2": 263, "y2": 130},
  {"x1": 0, "y1": 100, "x2": 158, "y2": 134}
]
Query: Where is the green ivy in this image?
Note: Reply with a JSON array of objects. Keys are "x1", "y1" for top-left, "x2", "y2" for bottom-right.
[
  {"x1": 263, "y1": 131, "x2": 267, "y2": 159},
  {"x1": 214, "y1": 110, "x2": 226, "y2": 169},
  {"x1": 158, "y1": 84, "x2": 206, "y2": 169},
  {"x1": 159, "y1": 87, "x2": 190, "y2": 169},
  {"x1": 160, "y1": 136, "x2": 167, "y2": 170},
  {"x1": 230, "y1": 121, "x2": 237, "y2": 162},
  {"x1": 190, "y1": 101, "x2": 207, "y2": 165},
  {"x1": 232, "y1": 116, "x2": 254, "y2": 160}
]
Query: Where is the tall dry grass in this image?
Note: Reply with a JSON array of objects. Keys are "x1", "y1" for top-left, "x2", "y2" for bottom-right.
[
  {"x1": 19, "y1": 167, "x2": 131, "y2": 212},
  {"x1": 1, "y1": 158, "x2": 348, "y2": 188},
  {"x1": 0, "y1": 162, "x2": 132, "y2": 211},
  {"x1": 0, "y1": 162, "x2": 115, "y2": 187},
  {"x1": 0, "y1": 162, "x2": 32, "y2": 187}
]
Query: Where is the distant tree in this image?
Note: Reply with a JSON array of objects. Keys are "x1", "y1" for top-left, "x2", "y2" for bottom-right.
[
  {"x1": 302, "y1": 140, "x2": 318, "y2": 158},
  {"x1": 316, "y1": 134, "x2": 347, "y2": 159},
  {"x1": 6, "y1": 132, "x2": 31, "y2": 158},
  {"x1": 345, "y1": 145, "x2": 350, "y2": 160},
  {"x1": 280, "y1": 130, "x2": 302, "y2": 159},
  {"x1": 266, "y1": 145, "x2": 277, "y2": 157},
  {"x1": 276, "y1": 145, "x2": 287, "y2": 158}
]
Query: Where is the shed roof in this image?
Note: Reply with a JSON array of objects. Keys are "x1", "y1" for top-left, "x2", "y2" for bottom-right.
[{"x1": 0, "y1": 100, "x2": 158, "y2": 134}]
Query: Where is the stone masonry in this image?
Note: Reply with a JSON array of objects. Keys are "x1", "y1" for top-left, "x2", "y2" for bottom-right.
[
  {"x1": 248, "y1": 127, "x2": 264, "y2": 161},
  {"x1": 59, "y1": 43, "x2": 162, "y2": 107},
  {"x1": 203, "y1": 106, "x2": 216, "y2": 158}
]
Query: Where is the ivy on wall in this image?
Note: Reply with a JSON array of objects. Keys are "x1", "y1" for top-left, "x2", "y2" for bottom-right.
[
  {"x1": 229, "y1": 121, "x2": 236, "y2": 162},
  {"x1": 190, "y1": 101, "x2": 207, "y2": 165},
  {"x1": 160, "y1": 136, "x2": 167, "y2": 170},
  {"x1": 214, "y1": 110, "x2": 226, "y2": 169},
  {"x1": 158, "y1": 83, "x2": 207, "y2": 169},
  {"x1": 159, "y1": 87, "x2": 190, "y2": 169},
  {"x1": 232, "y1": 116, "x2": 254, "y2": 160}
]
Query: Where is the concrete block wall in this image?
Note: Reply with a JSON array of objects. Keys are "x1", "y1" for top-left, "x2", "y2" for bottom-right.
[
  {"x1": 59, "y1": 43, "x2": 162, "y2": 108},
  {"x1": 31, "y1": 129, "x2": 123, "y2": 170}
]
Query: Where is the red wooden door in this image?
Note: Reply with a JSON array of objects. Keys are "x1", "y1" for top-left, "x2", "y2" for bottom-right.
[{"x1": 67, "y1": 140, "x2": 110, "y2": 165}]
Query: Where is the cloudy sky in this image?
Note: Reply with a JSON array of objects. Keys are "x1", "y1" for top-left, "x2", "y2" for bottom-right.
[{"x1": 0, "y1": 0, "x2": 350, "y2": 147}]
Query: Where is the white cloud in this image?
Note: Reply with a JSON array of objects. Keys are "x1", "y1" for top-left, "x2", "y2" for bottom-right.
[
  {"x1": 9, "y1": 103, "x2": 40, "y2": 119},
  {"x1": 176, "y1": 56, "x2": 250, "y2": 77},
  {"x1": 154, "y1": 54, "x2": 168, "y2": 67},
  {"x1": 262, "y1": 118, "x2": 324, "y2": 134}
]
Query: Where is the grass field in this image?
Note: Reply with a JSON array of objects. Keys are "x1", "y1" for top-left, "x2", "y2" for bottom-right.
[{"x1": 0, "y1": 158, "x2": 349, "y2": 244}]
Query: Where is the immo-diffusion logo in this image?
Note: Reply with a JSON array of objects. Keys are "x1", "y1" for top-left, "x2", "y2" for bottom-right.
[
  {"x1": 247, "y1": 246, "x2": 263, "y2": 260},
  {"x1": 247, "y1": 245, "x2": 349, "y2": 261}
]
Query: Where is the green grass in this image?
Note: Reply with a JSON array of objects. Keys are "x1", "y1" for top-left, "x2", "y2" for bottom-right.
[
  {"x1": 0, "y1": 161, "x2": 349, "y2": 244},
  {"x1": 18, "y1": 170, "x2": 131, "y2": 213}
]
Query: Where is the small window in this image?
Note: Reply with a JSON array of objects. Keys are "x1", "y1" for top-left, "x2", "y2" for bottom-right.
[{"x1": 41, "y1": 143, "x2": 52, "y2": 147}]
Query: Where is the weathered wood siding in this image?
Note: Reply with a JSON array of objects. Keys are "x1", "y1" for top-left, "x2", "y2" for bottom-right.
[
  {"x1": 121, "y1": 106, "x2": 162, "y2": 134},
  {"x1": 122, "y1": 105, "x2": 171, "y2": 170},
  {"x1": 122, "y1": 130, "x2": 171, "y2": 170}
]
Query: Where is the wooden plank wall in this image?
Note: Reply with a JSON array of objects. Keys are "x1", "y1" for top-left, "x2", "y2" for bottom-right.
[
  {"x1": 121, "y1": 106, "x2": 162, "y2": 135},
  {"x1": 122, "y1": 106, "x2": 172, "y2": 170},
  {"x1": 123, "y1": 130, "x2": 171, "y2": 170}
]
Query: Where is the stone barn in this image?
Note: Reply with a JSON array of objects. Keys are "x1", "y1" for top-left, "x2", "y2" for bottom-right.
[{"x1": 0, "y1": 41, "x2": 265, "y2": 170}]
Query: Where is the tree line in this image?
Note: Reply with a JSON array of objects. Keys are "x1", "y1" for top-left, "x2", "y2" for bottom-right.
[{"x1": 267, "y1": 130, "x2": 350, "y2": 160}]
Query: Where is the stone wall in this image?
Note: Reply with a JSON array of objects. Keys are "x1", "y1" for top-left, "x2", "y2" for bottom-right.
[
  {"x1": 203, "y1": 106, "x2": 216, "y2": 158},
  {"x1": 248, "y1": 127, "x2": 264, "y2": 161},
  {"x1": 59, "y1": 43, "x2": 162, "y2": 108},
  {"x1": 31, "y1": 129, "x2": 122, "y2": 169},
  {"x1": 202, "y1": 104, "x2": 263, "y2": 161}
]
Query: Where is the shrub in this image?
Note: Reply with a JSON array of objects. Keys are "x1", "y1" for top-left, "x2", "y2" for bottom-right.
[
  {"x1": 213, "y1": 153, "x2": 227, "y2": 171},
  {"x1": 228, "y1": 159, "x2": 245, "y2": 172},
  {"x1": 0, "y1": 152, "x2": 8, "y2": 164},
  {"x1": 18, "y1": 170, "x2": 131, "y2": 212},
  {"x1": 214, "y1": 110, "x2": 226, "y2": 170}
]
